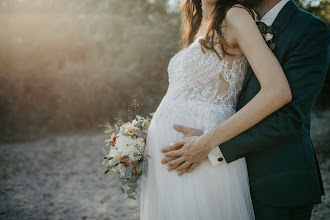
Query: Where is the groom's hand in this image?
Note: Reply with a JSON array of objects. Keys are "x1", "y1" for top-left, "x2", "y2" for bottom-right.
[
  {"x1": 161, "y1": 124, "x2": 213, "y2": 176},
  {"x1": 161, "y1": 124, "x2": 203, "y2": 165}
]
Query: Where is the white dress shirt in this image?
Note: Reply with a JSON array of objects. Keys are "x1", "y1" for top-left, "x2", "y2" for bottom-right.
[{"x1": 207, "y1": 0, "x2": 290, "y2": 166}]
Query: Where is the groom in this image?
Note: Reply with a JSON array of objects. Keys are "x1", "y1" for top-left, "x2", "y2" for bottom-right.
[{"x1": 161, "y1": 0, "x2": 330, "y2": 219}]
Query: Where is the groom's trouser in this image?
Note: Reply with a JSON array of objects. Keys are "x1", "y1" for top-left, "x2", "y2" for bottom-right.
[{"x1": 252, "y1": 197, "x2": 314, "y2": 220}]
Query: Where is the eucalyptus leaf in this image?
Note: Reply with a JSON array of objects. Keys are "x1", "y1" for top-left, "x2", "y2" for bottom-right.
[
  {"x1": 124, "y1": 164, "x2": 135, "y2": 178},
  {"x1": 127, "y1": 181, "x2": 137, "y2": 186},
  {"x1": 128, "y1": 182, "x2": 138, "y2": 190},
  {"x1": 134, "y1": 121, "x2": 143, "y2": 128},
  {"x1": 131, "y1": 175, "x2": 139, "y2": 183},
  {"x1": 133, "y1": 155, "x2": 142, "y2": 161},
  {"x1": 127, "y1": 178, "x2": 134, "y2": 185},
  {"x1": 138, "y1": 162, "x2": 144, "y2": 173},
  {"x1": 127, "y1": 195, "x2": 136, "y2": 200},
  {"x1": 132, "y1": 129, "x2": 144, "y2": 138},
  {"x1": 269, "y1": 43, "x2": 276, "y2": 51},
  {"x1": 117, "y1": 187, "x2": 125, "y2": 194},
  {"x1": 126, "y1": 189, "x2": 134, "y2": 195}
]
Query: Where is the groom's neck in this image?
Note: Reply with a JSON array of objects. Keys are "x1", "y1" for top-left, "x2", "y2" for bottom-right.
[{"x1": 254, "y1": 0, "x2": 282, "y2": 19}]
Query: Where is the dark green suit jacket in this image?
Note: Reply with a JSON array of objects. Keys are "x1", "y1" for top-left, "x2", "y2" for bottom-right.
[{"x1": 220, "y1": 0, "x2": 330, "y2": 207}]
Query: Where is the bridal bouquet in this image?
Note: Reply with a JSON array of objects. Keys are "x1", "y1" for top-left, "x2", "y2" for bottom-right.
[{"x1": 99, "y1": 94, "x2": 153, "y2": 200}]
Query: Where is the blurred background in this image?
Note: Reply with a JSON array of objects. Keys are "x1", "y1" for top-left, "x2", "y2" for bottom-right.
[
  {"x1": 0, "y1": 0, "x2": 329, "y2": 219},
  {"x1": 0, "y1": 0, "x2": 328, "y2": 140}
]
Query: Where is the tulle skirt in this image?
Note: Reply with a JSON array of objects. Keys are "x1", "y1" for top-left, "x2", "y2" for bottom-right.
[{"x1": 140, "y1": 111, "x2": 255, "y2": 220}]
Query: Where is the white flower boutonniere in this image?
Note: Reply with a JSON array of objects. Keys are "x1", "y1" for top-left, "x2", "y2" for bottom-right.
[
  {"x1": 257, "y1": 22, "x2": 279, "y2": 51},
  {"x1": 264, "y1": 33, "x2": 273, "y2": 42}
]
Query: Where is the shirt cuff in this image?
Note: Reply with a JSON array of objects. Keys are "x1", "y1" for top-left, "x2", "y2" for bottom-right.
[{"x1": 204, "y1": 130, "x2": 227, "y2": 166}]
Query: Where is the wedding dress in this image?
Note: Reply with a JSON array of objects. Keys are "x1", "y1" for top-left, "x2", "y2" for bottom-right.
[{"x1": 140, "y1": 30, "x2": 255, "y2": 220}]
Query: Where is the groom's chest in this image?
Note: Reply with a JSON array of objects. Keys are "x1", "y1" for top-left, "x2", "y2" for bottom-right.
[{"x1": 271, "y1": 31, "x2": 293, "y2": 65}]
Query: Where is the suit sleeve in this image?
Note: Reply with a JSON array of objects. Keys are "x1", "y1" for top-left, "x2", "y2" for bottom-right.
[{"x1": 219, "y1": 18, "x2": 330, "y2": 163}]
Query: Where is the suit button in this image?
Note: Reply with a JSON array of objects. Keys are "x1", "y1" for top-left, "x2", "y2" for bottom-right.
[{"x1": 218, "y1": 158, "x2": 224, "y2": 162}]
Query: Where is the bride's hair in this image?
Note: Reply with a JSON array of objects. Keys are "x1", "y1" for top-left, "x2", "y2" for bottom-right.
[{"x1": 180, "y1": 0, "x2": 258, "y2": 59}]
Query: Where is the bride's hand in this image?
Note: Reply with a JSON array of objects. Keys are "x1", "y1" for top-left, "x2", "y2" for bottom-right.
[{"x1": 172, "y1": 124, "x2": 204, "y2": 137}]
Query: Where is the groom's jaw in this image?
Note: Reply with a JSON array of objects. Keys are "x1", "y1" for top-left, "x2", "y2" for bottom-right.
[{"x1": 253, "y1": 0, "x2": 280, "y2": 19}]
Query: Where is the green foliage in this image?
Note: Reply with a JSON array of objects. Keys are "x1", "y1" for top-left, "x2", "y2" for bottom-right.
[
  {"x1": 294, "y1": 0, "x2": 330, "y2": 24},
  {"x1": 126, "y1": 189, "x2": 135, "y2": 195},
  {"x1": 117, "y1": 186, "x2": 125, "y2": 194},
  {"x1": 138, "y1": 161, "x2": 144, "y2": 173},
  {"x1": 127, "y1": 195, "x2": 136, "y2": 200},
  {"x1": 128, "y1": 182, "x2": 138, "y2": 190},
  {"x1": 123, "y1": 164, "x2": 135, "y2": 178}
]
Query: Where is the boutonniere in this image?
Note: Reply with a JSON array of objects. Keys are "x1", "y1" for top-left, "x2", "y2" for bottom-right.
[{"x1": 256, "y1": 22, "x2": 279, "y2": 51}]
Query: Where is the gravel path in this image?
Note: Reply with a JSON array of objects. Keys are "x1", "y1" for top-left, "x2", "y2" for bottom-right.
[
  {"x1": 0, "y1": 111, "x2": 329, "y2": 220},
  {"x1": 0, "y1": 132, "x2": 139, "y2": 220}
]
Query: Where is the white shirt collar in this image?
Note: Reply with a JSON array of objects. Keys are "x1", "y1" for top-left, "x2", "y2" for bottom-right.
[{"x1": 259, "y1": 0, "x2": 290, "y2": 26}]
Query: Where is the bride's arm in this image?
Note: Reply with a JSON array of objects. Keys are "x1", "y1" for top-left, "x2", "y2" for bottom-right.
[
  {"x1": 203, "y1": 7, "x2": 292, "y2": 149},
  {"x1": 209, "y1": 9, "x2": 329, "y2": 165}
]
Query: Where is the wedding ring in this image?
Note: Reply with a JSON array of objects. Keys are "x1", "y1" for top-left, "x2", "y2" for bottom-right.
[{"x1": 169, "y1": 143, "x2": 174, "y2": 146}]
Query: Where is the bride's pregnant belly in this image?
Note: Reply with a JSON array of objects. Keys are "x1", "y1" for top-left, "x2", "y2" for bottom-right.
[{"x1": 148, "y1": 96, "x2": 236, "y2": 146}]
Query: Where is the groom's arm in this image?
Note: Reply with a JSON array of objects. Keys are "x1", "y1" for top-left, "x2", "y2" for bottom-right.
[{"x1": 219, "y1": 19, "x2": 330, "y2": 163}]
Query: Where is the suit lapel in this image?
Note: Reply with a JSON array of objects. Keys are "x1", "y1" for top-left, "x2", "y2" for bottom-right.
[
  {"x1": 241, "y1": 0, "x2": 299, "y2": 90},
  {"x1": 272, "y1": 0, "x2": 299, "y2": 35}
]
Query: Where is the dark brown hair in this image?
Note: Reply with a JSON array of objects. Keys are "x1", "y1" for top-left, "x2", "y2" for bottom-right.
[{"x1": 180, "y1": 0, "x2": 257, "y2": 59}]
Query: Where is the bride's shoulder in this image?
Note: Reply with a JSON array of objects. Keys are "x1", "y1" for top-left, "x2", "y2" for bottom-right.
[
  {"x1": 227, "y1": 4, "x2": 256, "y2": 16},
  {"x1": 225, "y1": 4, "x2": 256, "y2": 28}
]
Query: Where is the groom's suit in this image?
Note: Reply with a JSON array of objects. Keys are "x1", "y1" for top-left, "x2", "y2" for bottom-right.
[{"x1": 218, "y1": 0, "x2": 329, "y2": 218}]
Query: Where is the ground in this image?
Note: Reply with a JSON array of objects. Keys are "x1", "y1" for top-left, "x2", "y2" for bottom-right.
[{"x1": 0, "y1": 110, "x2": 329, "y2": 220}]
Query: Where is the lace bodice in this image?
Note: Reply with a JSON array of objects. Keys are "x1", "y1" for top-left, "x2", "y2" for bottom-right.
[{"x1": 153, "y1": 33, "x2": 248, "y2": 133}]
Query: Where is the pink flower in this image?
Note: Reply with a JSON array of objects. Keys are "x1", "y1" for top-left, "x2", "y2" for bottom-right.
[
  {"x1": 122, "y1": 156, "x2": 134, "y2": 167},
  {"x1": 132, "y1": 165, "x2": 141, "y2": 174},
  {"x1": 265, "y1": 33, "x2": 273, "y2": 42}
]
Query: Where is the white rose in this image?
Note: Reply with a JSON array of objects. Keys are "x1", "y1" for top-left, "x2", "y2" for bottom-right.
[
  {"x1": 116, "y1": 134, "x2": 137, "y2": 156},
  {"x1": 109, "y1": 149, "x2": 122, "y2": 161}
]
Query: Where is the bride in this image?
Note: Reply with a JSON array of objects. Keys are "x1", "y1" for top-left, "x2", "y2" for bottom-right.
[{"x1": 140, "y1": 0, "x2": 292, "y2": 219}]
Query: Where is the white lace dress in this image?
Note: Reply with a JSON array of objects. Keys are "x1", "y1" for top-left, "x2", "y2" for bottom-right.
[{"x1": 140, "y1": 32, "x2": 255, "y2": 220}]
